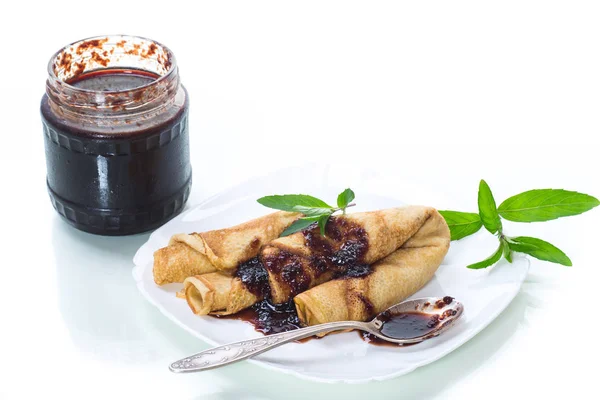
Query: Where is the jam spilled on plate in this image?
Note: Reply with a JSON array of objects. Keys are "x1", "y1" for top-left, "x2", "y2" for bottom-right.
[{"x1": 215, "y1": 299, "x2": 302, "y2": 335}]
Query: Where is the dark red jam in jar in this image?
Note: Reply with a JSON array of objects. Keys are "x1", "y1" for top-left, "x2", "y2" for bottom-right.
[{"x1": 41, "y1": 35, "x2": 191, "y2": 235}]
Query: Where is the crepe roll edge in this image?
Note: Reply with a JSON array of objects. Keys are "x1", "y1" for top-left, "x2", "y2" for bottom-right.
[{"x1": 183, "y1": 273, "x2": 261, "y2": 316}]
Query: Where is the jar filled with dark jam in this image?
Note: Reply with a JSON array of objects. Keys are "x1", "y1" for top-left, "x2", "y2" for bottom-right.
[{"x1": 41, "y1": 35, "x2": 191, "y2": 235}]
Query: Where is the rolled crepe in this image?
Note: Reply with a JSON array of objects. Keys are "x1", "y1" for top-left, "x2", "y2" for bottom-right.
[
  {"x1": 294, "y1": 208, "x2": 450, "y2": 325},
  {"x1": 184, "y1": 206, "x2": 448, "y2": 316},
  {"x1": 263, "y1": 206, "x2": 438, "y2": 303},
  {"x1": 153, "y1": 211, "x2": 298, "y2": 285},
  {"x1": 183, "y1": 256, "x2": 268, "y2": 315},
  {"x1": 184, "y1": 273, "x2": 260, "y2": 316}
]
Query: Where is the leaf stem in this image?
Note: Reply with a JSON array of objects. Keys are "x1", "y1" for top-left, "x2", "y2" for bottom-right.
[{"x1": 340, "y1": 203, "x2": 356, "y2": 214}]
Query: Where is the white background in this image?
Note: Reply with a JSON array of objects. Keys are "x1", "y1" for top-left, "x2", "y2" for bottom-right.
[{"x1": 1, "y1": 1, "x2": 599, "y2": 399}]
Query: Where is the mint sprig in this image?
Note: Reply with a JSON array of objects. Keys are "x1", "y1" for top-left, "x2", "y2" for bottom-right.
[
  {"x1": 501, "y1": 239, "x2": 512, "y2": 263},
  {"x1": 507, "y1": 236, "x2": 572, "y2": 266},
  {"x1": 441, "y1": 180, "x2": 598, "y2": 269},
  {"x1": 498, "y1": 189, "x2": 600, "y2": 222},
  {"x1": 280, "y1": 217, "x2": 320, "y2": 237},
  {"x1": 337, "y1": 188, "x2": 355, "y2": 213},
  {"x1": 478, "y1": 180, "x2": 502, "y2": 234},
  {"x1": 467, "y1": 243, "x2": 503, "y2": 270},
  {"x1": 258, "y1": 189, "x2": 356, "y2": 237},
  {"x1": 256, "y1": 194, "x2": 332, "y2": 211},
  {"x1": 437, "y1": 211, "x2": 482, "y2": 240}
]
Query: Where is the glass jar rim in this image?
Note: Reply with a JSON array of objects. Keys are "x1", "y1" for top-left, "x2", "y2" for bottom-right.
[{"x1": 46, "y1": 34, "x2": 178, "y2": 95}]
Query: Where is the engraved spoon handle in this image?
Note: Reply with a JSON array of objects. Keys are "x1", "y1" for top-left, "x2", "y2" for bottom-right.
[{"x1": 169, "y1": 321, "x2": 371, "y2": 373}]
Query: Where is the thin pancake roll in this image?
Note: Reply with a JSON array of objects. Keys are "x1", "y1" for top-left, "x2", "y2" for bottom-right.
[
  {"x1": 183, "y1": 257, "x2": 269, "y2": 315},
  {"x1": 184, "y1": 273, "x2": 260, "y2": 316},
  {"x1": 184, "y1": 206, "x2": 448, "y2": 316},
  {"x1": 152, "y1": 211, "x2": 298, "y2": 285},
  {"x1": 294, "y1": 208, "x2": 450, "y2": 325},
  {"x1": 263, "y1": 206, "x2": 441, "y2": 303}
]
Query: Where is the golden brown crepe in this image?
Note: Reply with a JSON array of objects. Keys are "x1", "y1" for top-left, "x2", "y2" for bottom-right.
[
  {"x1": 183, "y1": 206, "x2": 448, "y2": 317},
  {"x1": 184, "y1": 273, "x2": 260, "y2": 315},
  {"x1": 183, "y1": 256, "x2": 267, "y2": 315},
  {"x1": 263, "y1": 206, "x2": 438, "y2": 303},
  {"x1": 294, "y1": 208, "x2": 450, "y2": 325},
  {"x1": 153, "y1": 211, "x2": 298, "y2": 285}
]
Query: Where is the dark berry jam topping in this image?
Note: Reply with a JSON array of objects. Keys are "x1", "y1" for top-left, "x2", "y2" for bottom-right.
[
  {"x1": 214, "y1": 299, "x2": 302, "y2": 336},
  {"x1": 234, "y1": 257, "x2": 270, "y2": 299}
]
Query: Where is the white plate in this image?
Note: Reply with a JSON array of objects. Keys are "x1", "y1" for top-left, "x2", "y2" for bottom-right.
[{"x1": 133, "y1": 165, "x2": 529, "y2": 383}]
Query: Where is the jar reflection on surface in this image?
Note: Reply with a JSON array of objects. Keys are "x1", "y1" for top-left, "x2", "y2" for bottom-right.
[{"x1": 41, "y1": 35, "x2": 191, "y2": 236}]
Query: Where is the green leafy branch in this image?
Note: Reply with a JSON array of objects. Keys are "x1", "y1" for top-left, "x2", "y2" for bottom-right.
[
  {"x1": 257, "y1": 188, "x2": 355, "y2": 236},
  {"x1": 439, "y1": 181, "x2": 599, "y2": 269}
]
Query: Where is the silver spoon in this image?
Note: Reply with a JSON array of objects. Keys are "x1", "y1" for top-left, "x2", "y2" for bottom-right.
[{"x1": 169, "y1": 296, "x2": 463, "y2": 373}]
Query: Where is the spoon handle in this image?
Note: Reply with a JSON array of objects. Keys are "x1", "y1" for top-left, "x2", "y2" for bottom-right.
[{"x1": 169, "y1": 320, "x2": 370, "y2": 373}]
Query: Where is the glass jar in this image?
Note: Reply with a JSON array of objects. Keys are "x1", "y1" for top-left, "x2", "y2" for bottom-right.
[{"x1": 41, "y1": 35, "x2": 191, "y2": 235}]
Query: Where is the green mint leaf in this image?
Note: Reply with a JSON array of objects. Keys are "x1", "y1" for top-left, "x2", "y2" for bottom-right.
[
  {"x1": 438, "y1": 210, "x2": 483, "y2": 240},
  {"x1": 498, "y1": 189, "x2": 600, "y2": 222},
  {"x1": 507, "y1": 236, "x2": 572, "y2": 266},
  {"x1": 478, "y1": 179, "x2": 502, "y2": 234},
  {"x1": 280, "y1": 217, "x2": 320, "y2": 237},
  {"x1": 259, "y1": 189, "x2": 356, "y2": 237},
  {"x1": 502, "y1": 239, "x2": 512, "y2": 263},
  {"x1": 317, "y1": 214, "x2": 330, "y2": 236},
  {"x1": 466, "y1": 242, "x2": 503, "y2": 269},
  {"x1": 337, "y1": 188, "x2": 355, "y2": 211},
  {"x1": 257, "y1": 194, "x2": 333, "y2": 212},
  {"x1": 292, "y1": 206, "x2": 334, "y2": 217}
]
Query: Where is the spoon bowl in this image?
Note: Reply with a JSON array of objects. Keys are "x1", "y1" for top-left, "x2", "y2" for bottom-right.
[
  {"x1": 367, "y1": 296, "x2": 464, "y2": 344},
  {"x1": 170, "y1": 296, "x2": 464, "y2": 373}
]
